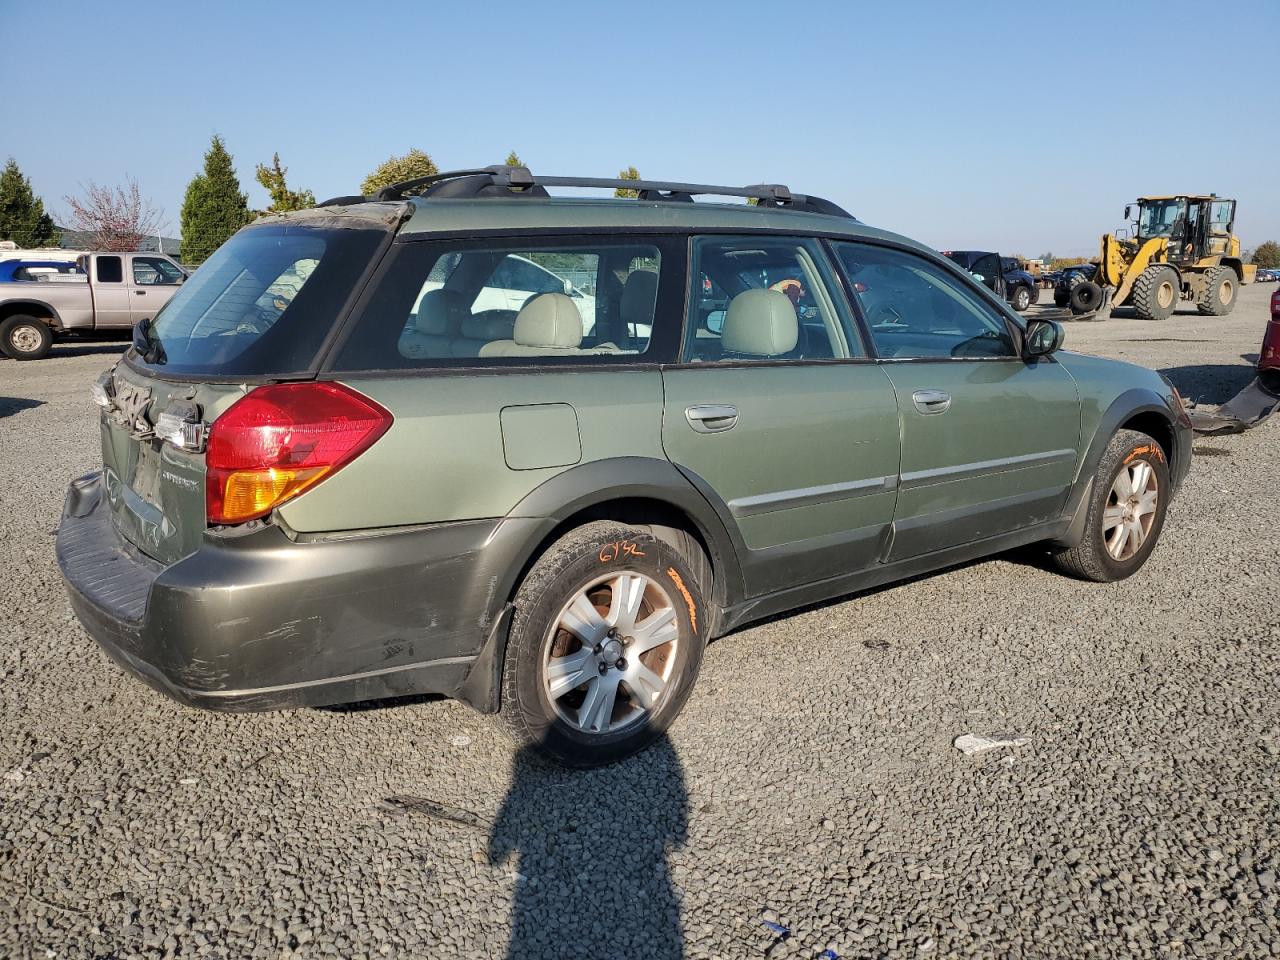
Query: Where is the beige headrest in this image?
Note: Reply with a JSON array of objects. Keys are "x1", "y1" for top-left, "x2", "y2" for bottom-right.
[
  {"x1": 722, "y1": 288, "x2": 798, "y2": 356},
  {"x1": 415, "y1": 289, "x2": 468, "y2": 336},
  {"x1": 514, "y1": 293, "x2": 583, "y2": 348},
  {"x1": 620, "y1": 270, "x2": 658, "y2": 328}
]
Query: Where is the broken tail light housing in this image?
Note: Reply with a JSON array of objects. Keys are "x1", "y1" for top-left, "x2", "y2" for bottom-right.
[{"x1": 205, "y1": 382, "x2": 392, "y2": 525}]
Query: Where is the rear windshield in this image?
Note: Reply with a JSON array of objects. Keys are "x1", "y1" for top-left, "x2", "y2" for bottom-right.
[{"x1": 130, "y1": 223, "x2": 384, "y2": 376}]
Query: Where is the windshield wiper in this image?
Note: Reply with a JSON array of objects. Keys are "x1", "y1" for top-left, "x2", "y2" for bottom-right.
[{"x1": 132, "y1": 318, "x2": 167, "y2": 364}]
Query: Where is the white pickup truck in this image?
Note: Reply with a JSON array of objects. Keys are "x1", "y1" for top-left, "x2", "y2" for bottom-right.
[{"x1": 0, "y1": 251, "x2": 187, "y2": 360}]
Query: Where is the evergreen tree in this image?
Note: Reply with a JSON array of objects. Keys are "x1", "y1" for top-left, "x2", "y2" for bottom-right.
[
  {"x1": 0, "y1": 158, "x2": 59, "y2": 247},
  {"x1": 180, "y1": 135, "x2": 251, "y2": 263},
  {"x1": 505, "y1": 150, "x2": 523, "y2": 168},
  {"x1": 255, "y1": 153, "x2": 315, "y2": 213},
  {"x1": 360, "y1": 149, "x2": 438, "y2": 196}
]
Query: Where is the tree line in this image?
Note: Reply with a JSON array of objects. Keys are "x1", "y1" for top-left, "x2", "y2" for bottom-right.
[{"x1": 4, "y1": 148, "x2": 683, "y2": 265}]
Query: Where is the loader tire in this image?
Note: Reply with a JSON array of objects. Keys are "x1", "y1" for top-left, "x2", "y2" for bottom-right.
[
  {"x1": 1196, "y1": 265, "x2": 1236, "y2": 316},
  {"x1": 1130, "y1": 265, "x2": 1179, "y2": 321},
  {"x1": 1070, "y1": 281, "x2": 1103, "y2": 315}
]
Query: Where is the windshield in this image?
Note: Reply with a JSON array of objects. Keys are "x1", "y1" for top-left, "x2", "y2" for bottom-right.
[
  {"x1": 1137, "y1": 199, "x2": 1187, "y2": 239},
  {"x1": 133, "y1": 223, "x2": 384, "y2": 376}
]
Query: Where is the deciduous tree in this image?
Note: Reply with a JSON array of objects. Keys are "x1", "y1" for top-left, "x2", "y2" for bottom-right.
[
  {"x1": 361, "y1": 148, "x2": 439, "y2": 196},
  {"x1": 1250, "y1": 241, "x2": 1280, "y2": 269},
  {"x1": 0, "y1": 158, "x2": 59, "y2": 247},
  {"x1": 63, "y1": 178, "x2": 165, "y2": 252},
  {"x1": 180, "y1": 135, "x2": 252, "y2": 263}
]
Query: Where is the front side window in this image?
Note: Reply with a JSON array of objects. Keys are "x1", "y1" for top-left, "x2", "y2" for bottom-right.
[
  {"x1": 333, "y1": 237, "x2": 673, "y2": 370},
  {"x1": 832, "y1": 242, "x2": 1016, "y2": 359},
  {"x1": 1137, "y1": 199, "x2": 1187, "y2": 239},
  {"x1": 132, "y1": 256, "x2": 184, "y2": 285},
  {"x1": 684, "y1": 236, "x2": 863, "y2": 363}
]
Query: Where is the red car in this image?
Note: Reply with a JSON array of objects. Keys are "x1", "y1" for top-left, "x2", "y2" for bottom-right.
[{"x1": 1263, "y1": 287, "x2": 1280, "y2": 380}]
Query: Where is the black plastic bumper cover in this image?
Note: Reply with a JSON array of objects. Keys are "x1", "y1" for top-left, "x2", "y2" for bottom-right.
[{"x1": 56, "y1": 472, "x2": 520, "y2": 712}]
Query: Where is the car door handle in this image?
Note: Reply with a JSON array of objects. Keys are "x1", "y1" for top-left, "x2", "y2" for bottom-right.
[
  {"x1": 912, "y1": 389, "x2": 951, "y2": 414},
  {"x1": 134, "y1": 290, "x2": 146, "y2": 296},
  {"x1": 685, "y1": 404, "x2": 739, "y2": 433}
]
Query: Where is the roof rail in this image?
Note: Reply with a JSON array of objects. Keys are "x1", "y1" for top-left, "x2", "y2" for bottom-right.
[{"x1": 348, "y1": 165, "x2": 854, "y2": 218}]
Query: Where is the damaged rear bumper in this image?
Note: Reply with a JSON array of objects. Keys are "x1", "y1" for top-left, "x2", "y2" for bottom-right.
[{"x1": 55, "y1": 472, "x2": 529, "y2": 712}]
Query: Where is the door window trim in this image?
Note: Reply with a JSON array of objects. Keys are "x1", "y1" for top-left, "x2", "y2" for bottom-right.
[{"x1": 828, "y1": 238, "x2": 1028, "y2": 363}]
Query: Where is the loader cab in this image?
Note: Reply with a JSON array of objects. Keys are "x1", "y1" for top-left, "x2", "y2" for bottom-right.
[{"x1": 1131, "y1": 195, "x2": 1236, "y2": 264}]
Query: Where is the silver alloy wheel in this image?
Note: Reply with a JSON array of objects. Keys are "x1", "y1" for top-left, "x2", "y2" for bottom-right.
[
  {"x1": 1103, "y1": 458, "x2": 1159, "y2": 561},
  {"x1": 10, "y1": 324, "x2": 42, "y2": 354},
  {"x1": 542, "y1": 571, "x2": 680, "y2": 735}
]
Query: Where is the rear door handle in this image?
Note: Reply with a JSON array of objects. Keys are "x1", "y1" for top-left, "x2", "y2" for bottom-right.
[
  {"x1": 912, "y1": 389, "x2": 951, "y2": 414},
  {"x1": 685, "y1": 404, "x2": 739, "y2": 433},
  {"x1": 134, "y1": 290, "x2": 146, "y2": 296}
]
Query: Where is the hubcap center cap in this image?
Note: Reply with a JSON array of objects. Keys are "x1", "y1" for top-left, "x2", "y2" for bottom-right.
[{"x1": 599, "y1": 638, "x2": 623, "y2": 666}]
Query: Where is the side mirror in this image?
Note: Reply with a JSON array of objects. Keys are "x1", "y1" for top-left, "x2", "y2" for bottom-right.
[
  {"x1": 1124, "y1": 204, "x2": 1132, "y2": 220},
  {"x1": 562, "y1": 278, "x2": 574, "y2": 296},
  {"x1": 1024, "y1": 318, "x2": 1064, "y2": 358}
]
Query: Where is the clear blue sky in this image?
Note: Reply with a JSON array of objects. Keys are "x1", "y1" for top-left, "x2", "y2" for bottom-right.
[{"x1": 4, "y1": 0, "x2": 1277, "y2": 257}]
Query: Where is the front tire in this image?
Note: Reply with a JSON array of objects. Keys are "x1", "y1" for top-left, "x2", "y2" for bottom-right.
[
  {"x1": 1130, "y1": 265, "x2": 1179, "y2": 321},
  {"x1": 1053, "y1": 429, "x2": 1170, "y2": 582},
  {"x1": 498, "y1": 521, "x2": 707, "y2": 767},
  {"x1": 1196, "y1": 265, "x2": 1236, "y2": 316},
  {"x1": 0, "y1": 315, "x2": 53, "y2": 360}
]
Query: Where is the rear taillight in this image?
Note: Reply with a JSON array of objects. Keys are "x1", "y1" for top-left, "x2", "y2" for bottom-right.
[
  {"x1": 1271, "y1": 289, "x2": 1280, "y2": 317},
  {"x1": 206, "y1": 382, "x2": 392, "y2": 525}
]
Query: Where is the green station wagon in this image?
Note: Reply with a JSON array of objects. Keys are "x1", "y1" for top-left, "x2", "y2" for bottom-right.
[{"x1": 57, "y1": 166, "x2": 1192, "y2": 766}]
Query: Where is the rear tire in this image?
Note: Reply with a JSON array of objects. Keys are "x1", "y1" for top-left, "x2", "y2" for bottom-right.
[
  {"x1": 1011, "y1": 285, "x2": 1032, "y2": 312},
  {"x1": 1130, "y1": 265, "x2": 1179, "y2": 321},
  {"x1": 1196, "y1": 265, "x2": 1237, "y2": 316},
  {"x1": 0, "y1": 315, "x2": 53, "y2": 360},
  {"x1": 1053, "y1": 429, "x2": 1170, "y2": 582},
  {"x1": 497, "y1": 521, "x2": 708, "y2": 767}
]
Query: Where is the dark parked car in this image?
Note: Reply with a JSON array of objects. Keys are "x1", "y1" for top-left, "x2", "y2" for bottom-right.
[
  {"x1": 1054, "y1": 263, "x2": 1099, "y2": 307},
  {"x1": 941, "y1": 251, "x2": 1039, "y2": 311}
]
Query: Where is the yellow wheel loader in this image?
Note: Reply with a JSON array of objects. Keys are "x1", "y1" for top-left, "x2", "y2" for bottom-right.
[{"x1": 1071, "y1": 195, "x2": 1253, "y2": 321}]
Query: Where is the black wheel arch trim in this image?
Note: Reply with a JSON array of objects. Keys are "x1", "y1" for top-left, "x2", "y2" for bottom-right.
[
  {"x1": 456, "y1": 456, "x2": 746, "y2": 713},
  {"x1": 0, "y1": 298, "x2": 63, "y2": 330},
  {"x1": 1055, "y1": 387, "x2": 1187, "y2": 546}
]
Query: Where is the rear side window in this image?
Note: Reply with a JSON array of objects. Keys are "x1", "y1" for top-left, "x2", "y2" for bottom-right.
[
  {"x1": 332, "y1": 236, "x2": 683, "y2": 370},
  {"x1": 97, "y1": 256, "x2": 123, "y2": 283},
  {"x1": 133, "y1": 224, "x2": 385, "y2": 377}
]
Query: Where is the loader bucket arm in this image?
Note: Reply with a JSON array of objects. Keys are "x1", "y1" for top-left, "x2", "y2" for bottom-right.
[{"x1": 1110, "y1": 236, "x2": 1170, "y2": 306}]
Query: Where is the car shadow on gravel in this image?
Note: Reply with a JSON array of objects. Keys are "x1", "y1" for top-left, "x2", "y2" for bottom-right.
[
  {"x1": 51, "y1": 342, "x2": 130, "y2": 359},
  {"x1": 1158, "y1": 362, "x2": 1258, "y2": 405},
  {"x1": 0, "y1": 396, "x2": 45, "y2": 418},
  {"x1": 315, "y1": 693, "x2": 445, "y2": 713},
  {"x1": 488, "y1": 736, "x2": 688, "y2": 959}
]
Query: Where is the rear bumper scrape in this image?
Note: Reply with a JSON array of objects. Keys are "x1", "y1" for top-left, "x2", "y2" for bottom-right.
[{"x1": 56, "y1": 471, "x2": 512, "y2": 712}]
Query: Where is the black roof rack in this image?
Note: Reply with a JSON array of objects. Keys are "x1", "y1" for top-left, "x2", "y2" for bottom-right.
[{"x1": 317, "y1": 165, "x2": 854, "y2": 219}]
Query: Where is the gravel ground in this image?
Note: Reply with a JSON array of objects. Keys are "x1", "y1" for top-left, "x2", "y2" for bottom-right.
[{"x1": 2, "y1": 285, "x2": 1278, "y2": 960}]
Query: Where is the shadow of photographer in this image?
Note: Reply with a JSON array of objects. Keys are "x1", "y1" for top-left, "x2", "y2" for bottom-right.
[{"x1": 488, "y1": 735, "x2": 688, "y2": 959}]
